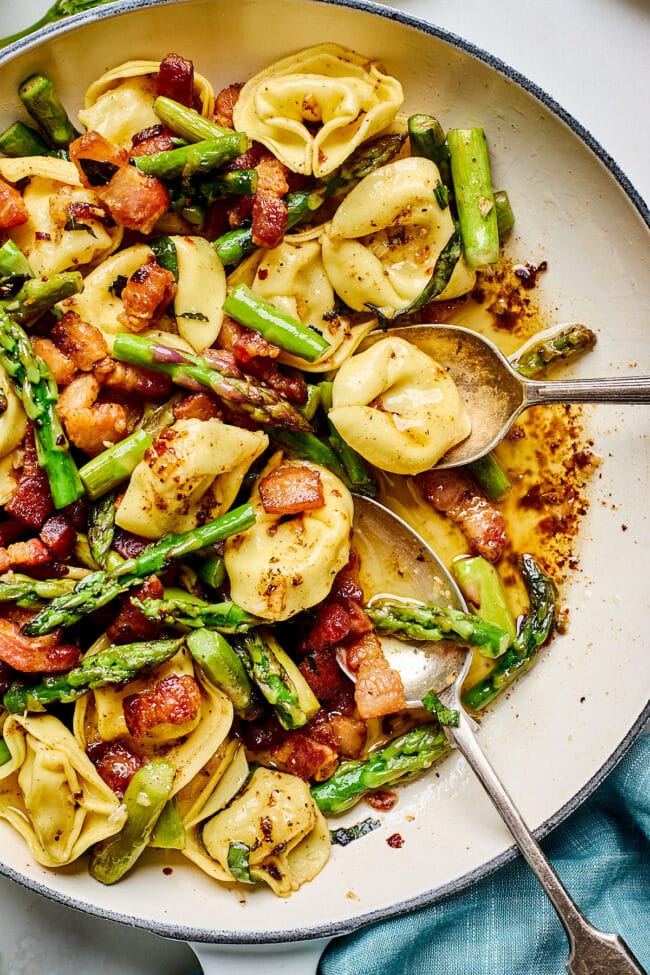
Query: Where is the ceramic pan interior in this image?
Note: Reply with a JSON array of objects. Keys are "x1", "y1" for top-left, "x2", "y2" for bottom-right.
[{"x1": 0, "y1": 0, "x2": 648, "y2": 944}]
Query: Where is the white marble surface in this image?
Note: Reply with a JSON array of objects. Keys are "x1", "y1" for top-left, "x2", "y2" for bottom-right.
[{"x1": 0, "y1": 0, "x2": 647, "y2": 972}]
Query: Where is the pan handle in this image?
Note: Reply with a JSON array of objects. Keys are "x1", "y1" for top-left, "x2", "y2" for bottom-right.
[{"x1": 189, "y1": 937, "x2": 332, "y2": 974}]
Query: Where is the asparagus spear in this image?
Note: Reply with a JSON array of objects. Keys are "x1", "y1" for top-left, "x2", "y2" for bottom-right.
[
  {"x1": 453, "y1": 557, "x2": 517, "y2": 644},
  {"x1": 3, "y1": 637, "x2": 185, "y2": 712},
  {"x1": 0, "y1": 307, "x2": 84, "y2": 509},
  {"x1": 0, "y1": 271, "x2": 83, "y2": 323},
  {"x1": 0, "y1": 121, "x2": 51, "y2": 157},
  {"x1": 0, "y1": 738, "x2": 10, "y2": 766},
  {"x1": 89, "y1": 760, "x2": 176, "y2": 884},
  {"x1": 0, "y1": 573, "x2": 78, "y2": 607},
  {"x1": 153, "y1": 95, "x2": 232, "y2": 142},
  {"x1": 222, "y1": 283, "x2": 331, "y2": 363},
  {"x1": 134, "y1": 594, "x2": 259, "y2": 633},
  {"x1": 149, "y1": 797, "x2": 185, "y2": 850},
  {"x1": 312, "y1": 724, "x2": 450, "y2": 815},
  {"x1": 79, "y1": 429, "x2": 153, "y2": 500},
  {"x1": 234, "y1": 629, "x2": 319, "y2": 730},
  {"x1": 186, "y1": 628, "x2": 260, "y2": 718},
  {"x1": 494, "y1": 189, "x2": 515, "y2": 241},
  {"x1": 18, "y1": 74, "x2": 80, "y2": 149},
  {"x1": 467, "y1": 453, "x2": 511, "y2": 502},
  {"x1": 326, "y1": 420, "x2": 378, "y2": 498},
  {"x1": 447, "y1": 128, "x2": 499, "y2": 269},
  {"x1": 0, "y1": 240, "x2": 34, "y2": 296},
  {"x1": 509, "y1": 322, "x2": 597, "y2": 379},
  {"x1": 112, "y1": 333, "x2": 311, "y2": 432},
  {"x1": 133, "y1": 134, "x2": 249, "y2": 180},
  {"x1": 407, "y1": 113, "x2": 452, "y2": 189},
  {"x1": 87, "y1": 490, "x2": 117, "y2": 569},
  {"x1": 22, "y1": 503, "x2": 255, "y2": 635},
  {"x1": 366, "y1": 598, "x2": 511, "y2": 658},
  {"x1": 463, "y1": 555, "x2": 557, "y2": 711},
  {"x1": 213, "y1": 133, "x2": 406, "y2": 267},
  {"x1": 0, "y1": 0, "x2": 114, "y2": 48}
]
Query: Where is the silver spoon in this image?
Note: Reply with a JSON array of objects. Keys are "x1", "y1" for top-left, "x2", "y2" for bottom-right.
[
  {"x1": 345, "y1": 496, "x2": 646, "y2": 975},
  {"x1": 361, "y1": 324, "x2": 650, "y2": 467}
]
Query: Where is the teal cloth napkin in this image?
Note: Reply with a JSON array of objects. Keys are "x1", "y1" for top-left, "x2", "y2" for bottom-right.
[{"x1": 319, "y1": 731, "x2": 649, "y2": 975}]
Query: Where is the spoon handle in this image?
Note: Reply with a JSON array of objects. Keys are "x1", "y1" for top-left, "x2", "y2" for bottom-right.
[
  {"x1": 447, "y1": 713, "x2": 647, "y2": 975},
  {"x1": 524, "y1": 375, "x2": 650, "y2": 406}
]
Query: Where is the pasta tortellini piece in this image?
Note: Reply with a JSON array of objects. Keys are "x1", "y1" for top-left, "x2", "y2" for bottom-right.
[
  {"x1": 172, "y1": 235, "x2": 226, "y2": 351},
  {"x1": 232, "y1": 43, "x2": 403, "y2": 178},
  {"x1": 0, "y1": 364, "x2": 27, "y2": 459},
  {"x1": 79, "y1": 60, "x2": 215, "y2": 146},
  {"x1": 224, "y1": 456, "x2": 353, "y2": 621},
  {"x1": 200, "y1": 766, "x2": 330, "y2": 896},
  {"x1": 321, "y1": 156, "x2": 476, "y2": 317},
  {"x1": 0, "y1": 713, "x2": 126, "y2": 867},
  {"x1": 74, "y1": 647, "x2": 233, "y2": 796},
  {"x1": 0, "y1": 157, "x2": 122, "y2": 276},
  {"x1": 329, "y1": 336, "x2": 471, "y2": 474},
  {"x1": 115, "y1": 417, "x2": 268, "y2": 539}
]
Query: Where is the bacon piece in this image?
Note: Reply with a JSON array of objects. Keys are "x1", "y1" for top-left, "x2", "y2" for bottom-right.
[
  {"x1": 329, "y1": 713, "x2": 366, "y2": 759},
  {"x1": 69, "y1": 131, "x2": 170, "y2": 234},
  {"x1": 218, "y1": 315, "x2": 279, "y2": 364},
  {"x1": 213, "y1": 83, "x2": 242, "y2": 128},
  {"x1": 97, "y1": 359, "x2": 173, "y2": 399},
  {"x1": 271, "y1": 728, "x2": 339, "y2": 782},
  {"x1": 106, "y1": 577, "x2": 165, "y2": 645},
  {"x1": 51, "y1": 311, "x2": 109, "y2": 371},
  {"x1": 173, "y1": 392, "x2": 222, "y2": 422},
  {"x1": 117, "y1": 259, "x2": 176, "y2": 332},
  {"x1": 5, "y1": 428, "x2": 53, "y2": 529},
  {"x1": 155, "y1": 53, "x2": 195, "y2": 107},
  {"x1": 343, "y1": 631, "x2": 406, "y2": 720},
  {"x1": 88, "y1": 739, "x2": 145, "y2": 797},
  {"x1": 0, "y1": 618, "x2": 79, "y2": 673},
  {"x1": 299, "y1": 645, "x2": 350, "y2": 703},
  {"x1": 415, "y1": 468, "x2": 508, "y2": 562},
  {"x1": 39, "y1": 515, "x2": 76, "y2": 560},
  {"x1": 111, "y1": 528, "x2": 150, "y2": 560},
  {"x1": 30, "y1": 338, "x2": 77, "y2": 387},
  {"x1": 0, "y1": 177, "x2": 29, "y2": 227},
  {"x1": 66, "y1": 200, "x2": 114, "y2": 228},
  {"x1": 0, "y1": 518, "x2": 26, "y2": 548},
  {"x1": 259, "y1": 464, "x2": 324, "y2": 515},
  {"x1": 57, "y1": 374, "x2": 128, "y2": 456},
  {"x1": 252, "y1": 193, "x2": 287, "y2": 249},
  {"x1": 130, "y1": 125, "x2": 175, "y2": 157},
  {"x1": 123, "y1": 673, "x2": 202, "y2": 740},
  {"x1": 0, "y1": 537, "x2": 51, "y2": 574}
]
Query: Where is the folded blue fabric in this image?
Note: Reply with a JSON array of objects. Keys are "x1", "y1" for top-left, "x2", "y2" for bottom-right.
[{"x1": 320, "y1": 732, "x2": 649, "y2": 975}]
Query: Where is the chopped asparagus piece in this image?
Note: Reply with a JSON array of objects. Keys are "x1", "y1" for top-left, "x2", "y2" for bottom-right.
[
  {"x1": 467, "y1": 453, "x2": 511, "y2": 501},
  {"x1": 79, "y1": 429, "x2": 153, "y2": 500},
  {"x1": 18, "y1": 74, "x2": 80, "y2": 148},
  {"x1": 510, "y1": 323, "x2": 597, "y2": 379},
  {"x1": 136, "y1": 594, "x2": 258, "y2": 634},
  {"x1": 223, "y1": 283, "x2": 330, "y2": 363},
  {"x1": 149, "y1": 797, "x2": 185, "y2": 850},
  {"x1": 133, "y1": 134, "x2": 249, "y2": 180},
  {"x1": 89, "y1": 760, "x2": 175, "y2": 884},
  {"x1": 407, "y1": 113, "x2": 452, "y2": 189},
  {"x1": 187, "y1": 628, "x2": 259, "y2": 717},
  {"x1": 447, "y1": 127, "x2": 499, "y2": 269},
  {"x1": 0, "y1": 271, "x2": 83, "y2": 323},
  {"x1": 153, "y1": 96, "x2": 232, "y2": 141},
  {"x1": 87, "y1": 491, "x2": 117, "y2": 569},
  {"x1": 234, "y1": 629, "x2": 319, "y2": 731},
  {"x1": 366, "y1": 598, "x2": 511, "y2": 658},
  {"x1": 0, "y1": 121, "x2": 51, "y2": 157},
  {"x1": 421, "y1": 689, "x2": 460, "y2": 728},
  {"x1": 494, "y1": 189, "x2": 515, "y2": 240},
  {"x1": 453, "y1": 557, "x2": 517, "y2": 644}
]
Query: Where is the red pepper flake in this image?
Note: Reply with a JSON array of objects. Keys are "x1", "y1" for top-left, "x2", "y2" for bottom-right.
[
  {"x1": 162, "y1": 867, "x2": 173, "y2": 876},
  {"x1": 386, "y1": 833, "x2": 404, "y2": 849},
  {"x1": 365, "y1": 789, "x2": 398, "y2": 812}
]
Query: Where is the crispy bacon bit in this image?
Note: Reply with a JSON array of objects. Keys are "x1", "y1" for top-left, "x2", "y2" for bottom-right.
[
  {"x1": 329, "y1": 712, "x2": 366, "y2": 759},
  {"x1": 155, "y1": 52, "x2": 195, "y2": 107},
  {"x1": 218, "y1": 315, "x2": 279, "y2": 363},
  {"x1": 97, "y1": 359, "x2": 173, "y2": 399},
  {"x1": 66, "y1": 200, "x2": 114, "y2": 228},
  {"x1": 227, "y1": 148, "x2": 289, "y2": 248},
  {"x1": 123, "y1": 673, "x2": 202, "y2": 739},
  {"x1": 129, "y1": 125, "x2": 175, "y2": 157},
  {"x1": 57, "y1": 374, "x2": 128, "y2": 456},
  {"x1": 344, "y1": 630, "x2": 407, "y2": 720},
  {"x1": 0, "y1": 518, "x2": 26, "y2": 548},
  {"x1": 173, "y1": 392, "x2": 222, "y2": 422},
  {"x1": 365, "y1": 789, "x2": 398, "y2": 812},
  {"x1": 0, "y1": 537, "x2": 51, "y2": 574},
  {"x1": 213, "y1": 83, "x2": 242, "y2": 128},
  {"x1": 0, "y1": 618, "x2": 79, "y2": 673},
  {"x1": 30, "y1": 338, "x2": 77, "y2": 387},
  {"x1": 5, "y1": 428, "x2": 53, "y2": 529},
  {"x1": 252, "y1": 192, "x2": 288, "y2": 249},
  {"x1": 88, "y1": 739, "x2": 145, "y2": 797},
  {"x1": 111, "y1": 527, "x2": 150, "y2": 560},
  {"x1": 259, "y1": 464, "x2": 324, "y2": 515},
  {"x1": 299, "y1": 645, "x2": 350, "y2": 702},
  {"x1": 106, "y1": 577, "x2": 165, "y2": 645},
  {"x1": 39, "y1": 515, "x2": 76, "y2": 560},
  {"x1": 69, "y1": 131, "x2": 170, "y2": 234},
  {"x1": 117, "y1": 259, "x2": 177, "y2": 332},
  {"x1": 51, "y1": 311, "x2": 109, "y2": 371},
  {"x1": 271, "y1": 729, "x2": 339, "y2": 782},
  {"x1": 0, "y1": 177, "x2": 29, "y2": 227},
  {"x1": 416, "y1": 468, "x2": 507, "y2": 562}
]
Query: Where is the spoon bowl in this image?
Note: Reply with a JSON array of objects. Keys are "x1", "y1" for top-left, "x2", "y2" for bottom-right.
[
  {"x1": 362, "y1": 324, "x2": 650, "y2": 467},
  {"x1": 348, "y1": 495, "x2": 646, "y2": 975}
]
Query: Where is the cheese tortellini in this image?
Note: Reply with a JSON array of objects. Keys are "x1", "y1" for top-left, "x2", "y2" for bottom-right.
[
  {"x1": 200, "y1": 766, "x2": 330, "y2": 897},
  {"x1": 0, "y1": 713, "x2": 127, "y2": 867},
  {"x1": 329, "y1": 336, "x2": 471, "y2": 474},
  {"x1": 115, "y1": 417, "x2": 268, "y2": 539},
  {"x1": 322, "y1": 156, "x2": 476, "y2": 317},
  {"x1": 0, "y1": 157, "x2": 123, "y2": 276},
  {"x1": 79, "y1": 60, "x2": 215, "y2": 146},
  {"x1": 0, "y1": 364, "x2": 27, "y2": 459},
  {"x1": 224, "y1": 456, "x2": 354, "y2": 621},
  {"x1": 232, "y1": 43, "x2": 403, "y2": 178}
]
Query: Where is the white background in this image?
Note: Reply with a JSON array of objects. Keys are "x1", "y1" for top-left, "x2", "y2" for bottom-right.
[{"x1": 0, "y1": 0, "x2": 647, "y2": 972}]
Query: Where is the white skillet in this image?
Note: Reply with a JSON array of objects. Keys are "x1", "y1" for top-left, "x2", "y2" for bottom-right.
[{"x1": 0, "y1": 2, "x2": 648, "y2": 973}]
